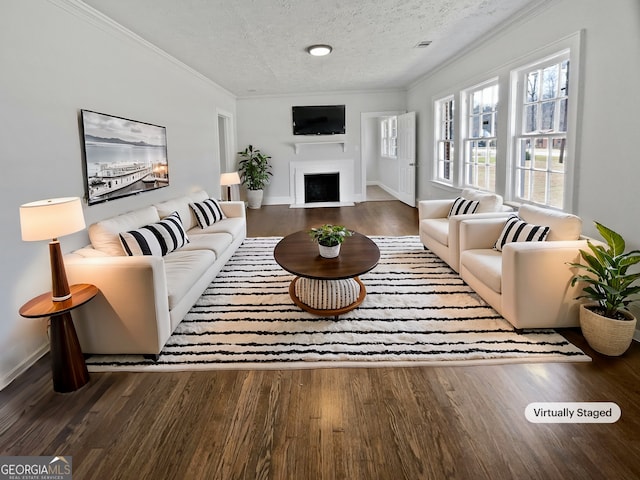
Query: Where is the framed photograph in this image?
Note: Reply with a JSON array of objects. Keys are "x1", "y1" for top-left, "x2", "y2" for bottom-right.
[{"x1": 80, "y1": 110, "x2": 169, "y2": 205}]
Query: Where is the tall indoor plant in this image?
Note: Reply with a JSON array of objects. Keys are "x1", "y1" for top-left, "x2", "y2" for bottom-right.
[
  {"x1": 568, "y1": 222, "x2": 640, "y2": 355},
  {"x1": 237, "y1": 145, "x2": 272, "y2": 209}
]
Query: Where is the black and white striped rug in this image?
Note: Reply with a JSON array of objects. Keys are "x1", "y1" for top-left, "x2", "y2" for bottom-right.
[{"x1": 86, "y1": 236, "x2": 590, "y2": 371}]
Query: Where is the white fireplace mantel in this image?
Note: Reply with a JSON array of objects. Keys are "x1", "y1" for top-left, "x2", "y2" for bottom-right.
[
  {"x1": 289, "y1": 159, "x2": 355, "y2": 208},
  {"x1": 293, "y1": 140, "x2": 346, "y2": 154}
]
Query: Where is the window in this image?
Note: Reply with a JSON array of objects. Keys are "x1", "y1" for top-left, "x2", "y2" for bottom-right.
[
  {"x1": 512, "y1": 53, "x2": 570, "y2": 209},
  {"x1": 435, "y1": 96, "x2": 455, "y2": 184},
  {"x1": 380, "y1": 116, "x2": 397, "y2": 157},
  {"x1": 463, "y1": 81, "x2": 498, "y2": 192}
]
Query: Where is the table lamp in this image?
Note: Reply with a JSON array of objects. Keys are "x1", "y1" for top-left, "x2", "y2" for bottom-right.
[
  {"x1": 19, "y1": 197, "x2": 86, "y2": 302},
  {"x1": 220, "y1": 171, "x2": 241, "y2": 201}
]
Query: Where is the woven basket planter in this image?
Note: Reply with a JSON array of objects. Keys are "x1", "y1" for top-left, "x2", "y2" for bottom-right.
[{"x1": 580, "y1": 304, "x2": 637, "y2": 356}]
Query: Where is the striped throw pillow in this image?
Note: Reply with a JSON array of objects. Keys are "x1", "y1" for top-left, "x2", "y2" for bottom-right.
[
  {"x1": 189, "y1": 198, "x2": 226, "y2": 228},
  {"x1": 119, "y1": 211, "x2": 189, "y2": 256},
  {"x1": 448, "y1": 197, "x2": 480, "y2": 217},
  {"x1": 494, "y1": 215, "x2": 550, "y2": 252}
]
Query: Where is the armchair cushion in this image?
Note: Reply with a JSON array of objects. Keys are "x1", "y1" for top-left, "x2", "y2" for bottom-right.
[
  {"x1": 448, "y1": 197, "x2": 479, "y2": 217},
  {"x1": 461, "y1": 188, "x2": 504, "y2": 213},
  {"x1": 518, "y1": 204, "x2": 581, "y2": 241},
  {"x1": 494, "y1": 215, "x2": 550, "y2": 252}
]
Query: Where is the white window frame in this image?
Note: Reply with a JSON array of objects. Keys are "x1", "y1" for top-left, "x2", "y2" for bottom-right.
[
  {"x1": 462, "y1": 79, "x2": 499, "y2": 192},
  {"x1": 508, "y1": 41, "x2": 581, "y2": 211},
  {"x1": 434, "y1": 96, "x2": 455, "y2": 185},
  {"x1": 380, "y1": 116, "x2": 397, "y2": 158}
]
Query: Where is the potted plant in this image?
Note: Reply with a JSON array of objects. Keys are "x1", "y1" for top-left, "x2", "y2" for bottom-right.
[
  {"x1": 568, "y1": 222, "x2": 640, "y2": 356},
  {"x1": 308, "y1": 224, "x2": 353, "y2": 258},
  {"x1": 237, "y1": 145, "x2": 272, "y2": 209}
]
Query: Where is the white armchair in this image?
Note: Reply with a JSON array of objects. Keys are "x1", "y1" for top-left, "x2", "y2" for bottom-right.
[
  {"x1": 458, "y1": 204, "x2": 588, "y2": 330},
  {"x1": 419, "y1": 189, "x2": 512, "y2": 272}
]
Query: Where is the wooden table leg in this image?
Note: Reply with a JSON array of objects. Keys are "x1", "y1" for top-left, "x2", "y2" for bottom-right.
[{"x1": 49, "y1": 312, "x2": 89, "y2": 393}]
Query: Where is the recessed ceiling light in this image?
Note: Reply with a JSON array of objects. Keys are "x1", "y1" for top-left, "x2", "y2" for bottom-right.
[
  {"x1": 306, "y1": 44, "x2": 333, "y2": 56},
  {"x1": 415, "y1": 41, "x2": 432, "y2": 48}
]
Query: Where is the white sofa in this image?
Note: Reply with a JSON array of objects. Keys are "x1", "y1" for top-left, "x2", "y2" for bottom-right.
[
  {"x1": 65, "y1": 190, "x2": 246, "y2": 357},
  {"x1": 458, "y1": 204, "x2": 588, "y2": 330},
  {"x1": 419, "y1": 189, "x2": 512, "y2": 272}
]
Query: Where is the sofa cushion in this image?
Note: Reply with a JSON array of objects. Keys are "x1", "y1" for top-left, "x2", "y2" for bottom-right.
[
  {"x1": 190, "y1": 198, "x2": 227, "y2": 228},
  {"x1": 155, "y1": 196, "x2": 197, "y2": 231},
  {"x1": 518, "y1": 204, "x2": 582, "y2": 241},
  {"x1": 461, "y1": 250, "x2": 503, "y2": 293},
  {"x1": 189, "y1": 190, "x2": 209, "y2": 203},
  {"x1": 89, "y1": 206, "x2": 160, "y2": 256},
  {"x1": 189, "y1": 217, "x2": 246, "y2": 241},
  {"x1": 119, "y1": 211, "x2": 189, "y2": 257},
  {"x1": 420, "y1": 218, "x2": 449, "y2": 246},
  {"x1": 164, "y1": 250, "x2": 216, "y2": 310},
  {"x1": 180, "y1": 232, "x2": 233, "y2": 257},
  {"x1": 461, "y1": 188, "x2": 504, "y2": 213},
  {"x1": 494, "y1": 215, "x2": 549, "y2": 252},
  {"x1": 448, "y1": 197, "x2": 479, "y2": 217}
]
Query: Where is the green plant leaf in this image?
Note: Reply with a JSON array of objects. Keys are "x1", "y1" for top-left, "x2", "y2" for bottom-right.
[{"x1": 595, "y1": 221, "x2": 625, "y2": 256}]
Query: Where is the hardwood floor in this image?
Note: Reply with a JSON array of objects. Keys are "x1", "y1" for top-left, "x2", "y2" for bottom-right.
[{"x1": 2, "y1": 200, "x2": 639, "y2": 480}]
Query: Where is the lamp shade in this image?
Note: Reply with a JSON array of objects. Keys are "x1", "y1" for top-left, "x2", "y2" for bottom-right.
[
  {"x1": 20, "y1": 197, "x2": 86, "y2": 241},
  {"x1": 220, "y1": 171, "x2": 241, "y2": 186}
]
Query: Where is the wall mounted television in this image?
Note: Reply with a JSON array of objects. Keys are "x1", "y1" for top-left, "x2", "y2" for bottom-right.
[
  {"x1": 292, "y1": 105, "x2": 345, "y2": 135},
  {"x1": 80, "y1": 109, "x2": 169, "y2": 205}
]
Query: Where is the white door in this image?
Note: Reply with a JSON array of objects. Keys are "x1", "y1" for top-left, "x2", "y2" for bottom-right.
[{"x1": 396, "y1": 112, "x2": 416, "y2": 207}]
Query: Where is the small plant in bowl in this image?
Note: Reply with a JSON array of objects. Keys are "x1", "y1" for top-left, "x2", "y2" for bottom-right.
[{"x1": 308, "y1": 224, "x2": 353, "y2": 258}]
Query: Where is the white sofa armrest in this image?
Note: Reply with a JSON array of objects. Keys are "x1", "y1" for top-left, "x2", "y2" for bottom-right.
[
  {"x1": 418, "y1": 199, "x2": 454, "y2": 220},
  {"x1": 220, "y1": 201, "x2": 246, "y2": 219},
  {"x1": 501, "y1": 240, "x2": 589, "y2": 328},
  {"x1": 459, "y1": 217, "x2": 508, "y2": 251},
  {"x1": 65, "y1": 254, "x2": 172, "y2": 355}
]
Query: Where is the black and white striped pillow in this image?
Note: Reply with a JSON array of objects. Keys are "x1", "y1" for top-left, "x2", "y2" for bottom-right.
[
  {"x1": 189, "y1": 198, "x2": 226, "y2": 228},
  {"x1": 494, "y1": 215, "x2": 550, "y2": 252},
  {"x1": 119, "y1": 211, "x2": 189, "y2": 256},
  {"x1": 448, "y1": 197, "x2": 480, "y2": 217}
]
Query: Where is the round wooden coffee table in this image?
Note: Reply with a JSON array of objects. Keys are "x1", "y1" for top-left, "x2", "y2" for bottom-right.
[{"x1": 274, "y1": 231, "x2": 380, "y2": 318}]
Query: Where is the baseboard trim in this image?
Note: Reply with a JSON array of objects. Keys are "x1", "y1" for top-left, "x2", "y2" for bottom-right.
[{"x1": 0, "y1": 343, "x2": 49, "y2": 391}]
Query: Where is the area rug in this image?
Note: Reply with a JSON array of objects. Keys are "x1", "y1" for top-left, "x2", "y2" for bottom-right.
[{"x1": 85, "y1": 236, "x2": 590, "y2": 371}]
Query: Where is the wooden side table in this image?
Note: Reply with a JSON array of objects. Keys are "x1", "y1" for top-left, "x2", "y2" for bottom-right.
[{"x1": 19, "y1": 283, "x2": 98, "y2": 393}]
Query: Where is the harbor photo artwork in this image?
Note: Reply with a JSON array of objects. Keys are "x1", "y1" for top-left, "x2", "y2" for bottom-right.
[{"x1": 81, "y1": 110, "x2": 169, "y2": 205}]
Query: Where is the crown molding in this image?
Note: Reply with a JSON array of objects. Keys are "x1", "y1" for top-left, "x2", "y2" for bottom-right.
[{"x1": 46, "y1": 0, "x2": 236, "y2": 99}]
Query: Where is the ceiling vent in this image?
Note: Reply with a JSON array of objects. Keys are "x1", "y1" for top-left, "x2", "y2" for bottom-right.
[{"x1": 415, "y1": 41, "x2": 432, "y2": 48}]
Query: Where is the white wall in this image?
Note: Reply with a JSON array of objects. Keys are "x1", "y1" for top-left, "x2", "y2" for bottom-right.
[
  {"x1": 407, "y1": 0, "x2": 640, "y2": 318},
  {"x1": 236, "y1": 92, "x2": 406, "y2": 204},
  {"x1": 0, "y1": 0, "x2": 236, "y2": 389}
]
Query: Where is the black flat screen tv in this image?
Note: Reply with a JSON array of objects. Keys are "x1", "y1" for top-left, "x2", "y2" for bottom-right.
[
  {"x1": 292, "y1": 105, "x2": 345, "y2": 135},
  {"x1": 80, "y1": 109, "x2": 169, "y2": 205}
]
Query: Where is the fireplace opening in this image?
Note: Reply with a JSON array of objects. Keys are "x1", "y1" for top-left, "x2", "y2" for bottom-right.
[{"x1": 304, "y1": 173, "x2": 340, "y2": 203}]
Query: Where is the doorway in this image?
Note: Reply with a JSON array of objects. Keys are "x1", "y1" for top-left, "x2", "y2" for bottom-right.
[
  {"x1": 217, "y1": 109, "x2": 236, "y2": 199},
  {"x1": 360, "y1": 111, "x2": 415, "y2": 206}
]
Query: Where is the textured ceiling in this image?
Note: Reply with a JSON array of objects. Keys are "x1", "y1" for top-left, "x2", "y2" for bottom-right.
[{"x1": 81, "y1": 0, "x2": 544, "y2": 97}]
